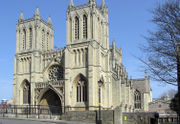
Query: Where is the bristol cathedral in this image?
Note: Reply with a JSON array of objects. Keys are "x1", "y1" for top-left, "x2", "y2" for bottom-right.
[{"x1": 13, "y1": 0, "x2": 152, "y2": 113}]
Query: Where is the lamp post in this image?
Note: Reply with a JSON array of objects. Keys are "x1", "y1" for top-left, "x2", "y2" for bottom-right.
[
  {"x1": 176, "y1": 44, "x2": 180, "y2": 124},
  {"x1": 98, "y1": 79, "x2": 103, "y2": 124}
]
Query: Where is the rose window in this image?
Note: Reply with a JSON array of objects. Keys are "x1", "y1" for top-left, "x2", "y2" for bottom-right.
[{"x1": 48, "y1": 65, "x2": 63, "y2": 81}]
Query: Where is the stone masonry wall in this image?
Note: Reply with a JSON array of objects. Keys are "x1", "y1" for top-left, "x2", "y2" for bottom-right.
[
  {"x1": 122, "y1": 112, "x2": 157, "y2": 124},
  {"x1": 61, "y1": 110, "x2": 114, "y2": 124}
]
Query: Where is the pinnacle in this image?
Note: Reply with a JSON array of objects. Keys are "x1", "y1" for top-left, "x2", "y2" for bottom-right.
[
  {"x1": 48, "y1": 16, "x2": 52, "y2": 25},
  {"x1": 18, "y1": 11, "x2": 24, "y2": 22},
  {"x1": 35, "y1": 7, "x2": 40, "y2": 16},
  {"x1": 101, "y1": 0, "x2": 106, "y2": 8},
  {"x1": 34, "y1": 7, "x2": 41, "y2": 19},
  {"x1": 69, "y1": 0, "x2": 74, "y2": 7},
  {"x1": 20, "y1": 11, "x2": 24, "y2": 20}
]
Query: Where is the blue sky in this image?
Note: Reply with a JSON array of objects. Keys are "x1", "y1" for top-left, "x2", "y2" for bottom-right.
[{"x1": 0, "y1": 0, "x2": 177, "y2": 101}]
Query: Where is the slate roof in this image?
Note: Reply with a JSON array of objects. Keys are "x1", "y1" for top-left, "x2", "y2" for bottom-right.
[{"x1": 131, "y1": 78, "x2": 151, "y2": 93}]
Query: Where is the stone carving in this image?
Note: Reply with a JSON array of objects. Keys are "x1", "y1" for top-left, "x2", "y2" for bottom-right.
[
  {"x1": 35, "y1": 88, "x2": 43, "y2": 100},
  {"x1": 48, "y1": 65, "x2": 64, "y2": 81},
  {"x1": 35, "y1": 81, "x2": 64, "y2": 89}
]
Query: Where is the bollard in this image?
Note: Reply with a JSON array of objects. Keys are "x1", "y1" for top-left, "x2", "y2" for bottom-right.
[
  {"x1": 3, "y1": 107, "x2": 4, "y2": 118},
  {"x1": 38, "y1": 105, "x2": 40, "y2": 119},
  {"x1": 26, "y1": 106, "x2": 28, "y2": 118},
  {"x1": 15, "y1": 105, "x2": 17, "y2": 117}
]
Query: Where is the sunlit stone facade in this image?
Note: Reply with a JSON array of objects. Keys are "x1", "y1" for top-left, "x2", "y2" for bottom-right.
[{"x1": 13, "y1": 0, "x2": 152, "y2": 113}]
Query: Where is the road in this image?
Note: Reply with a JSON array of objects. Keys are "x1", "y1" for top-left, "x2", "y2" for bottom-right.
[
  {"x1": 0, "y1": 118, "x2": 95, "y2": 124},
  {"x1": 0, "y1": 119, "x2": 55, "y2": 124}
]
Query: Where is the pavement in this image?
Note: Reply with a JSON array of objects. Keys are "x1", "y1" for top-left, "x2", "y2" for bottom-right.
[{"x1": 0, "y1": 117, "x2": 95, "y2": 124}]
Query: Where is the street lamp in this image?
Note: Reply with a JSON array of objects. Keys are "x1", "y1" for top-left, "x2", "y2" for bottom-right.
[
  {"x1": 176, "y1": 44, "x2": 180, "y2": 124},
  {"x1": 98, "y1": 79, "x2": 103, "y2": 124}
]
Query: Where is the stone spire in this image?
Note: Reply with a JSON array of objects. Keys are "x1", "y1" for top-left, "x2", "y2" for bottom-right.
[
  {"x1": 18, "y1": 11, "x2": 24, "y2": 22},
  {"x1": 34, "y1": 7, "x2": 41, "y2": 19},
  {"x1": 47, "y1": 16, "x2": 52, "y2": 26},
  {"x1": 101, "y1": 0, "x2": 106, "y2": 8},
  {"x1": 112, "y1": 40, "x2": 115, "y2": 49},
  {"x1": 68, "y1": 0, "x2": 74, "y2": 8}
]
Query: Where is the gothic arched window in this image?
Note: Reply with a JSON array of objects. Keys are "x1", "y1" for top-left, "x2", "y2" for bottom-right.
[
  {"x1": 42, "y1": 29, "x2": 45, "y2": 49},
  {"x1": 134, "y1": 90, "x2": 141, "y2": 109},
  {"x1": 77, "y1": 83, "x2": 81, "y2": 102},
  {"x1": 23, "y1": 29, "x2": 26, "y2": 50},
  {"x1": 47, "y1": 32, "x2": 49, "y2": 50},
  {"x1": 23, "y1": 80, "x2": 30, "y2": 104},
  {"x1": 29, "y1": 28, "x2": 32, "y2": 49},
  {"x1": 83, "y1": 15, "x2": 87, "y2": 39},
  {"x1": 76, "y1": 75, "x2": 87, "y2": 102},
  {"x1": 75, "y1": 17, "x2": 79, "y2": 40}
]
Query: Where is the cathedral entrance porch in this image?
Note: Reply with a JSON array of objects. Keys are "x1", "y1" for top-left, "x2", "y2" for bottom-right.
[
  {"x1": 35, "y1": 81, "x2": 65, "y2": 115},
  {"x1": 39, "y1": 89, "x2": 62, "y2": 115}
]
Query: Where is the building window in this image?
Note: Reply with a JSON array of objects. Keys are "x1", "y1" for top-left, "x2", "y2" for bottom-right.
[
  {"x1": 42, "y1": 29, "x2": 45, "y2": 49},
  {"x1": 23, "y1": 29, "x2": 26, "y2": 50},
  {"x1": 23, "y1": 80, "x2": 30, "y2": 104},
  {"x1": 75, "y1": 17, "x2": 79, "y2": 40},
  {"x1": 77, "y1": 81, "x2": 87, "y2": 102},
  {"x1": 134, "y1": 90, "x2": 141, "y2": 109},
  {"x1": 48, "y1": 65, "x2": 64, "y2": 81},
  {"x1": 76, "y1": 75, "x2": 87, "y2": 102},
  {"x1": 159, "y1": 104, "x2": 162, "y2": 108},
  {"x1": 77, "y1": 83, "x2": 81, "y2": 102},
  {"x1": 47, "y1": 32, "x2": 49, "y2": 50},
  {"x1": 83, "y1": 15, "x2": 87, "y2": 39},
  {"x1": 29, "y1": 28, "x2": 32, "y2": 49}
]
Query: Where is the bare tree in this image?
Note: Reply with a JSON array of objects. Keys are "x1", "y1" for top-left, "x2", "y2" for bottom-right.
[
  {"x1": 140, "y1": 0, "x2": 180, "y2": 86},
  {"x1": 140, "y1": 0, "x2": 180, "y2": 122}
]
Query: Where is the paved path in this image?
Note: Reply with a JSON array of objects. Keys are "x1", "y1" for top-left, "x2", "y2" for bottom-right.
[
  {"x1": 0, "y1": 118, "x2": 95, "y2": 124},
  {"x1": 0, "y1": 119, "x2": 53, "y2": 124}
]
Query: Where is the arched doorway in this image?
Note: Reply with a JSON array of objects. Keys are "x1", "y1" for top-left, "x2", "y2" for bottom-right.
[{"x1": 39, "y1": 89, "x2": 62, "y2": 114}]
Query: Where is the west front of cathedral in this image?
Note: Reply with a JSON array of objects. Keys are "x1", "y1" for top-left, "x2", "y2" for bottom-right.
[{"x1": 13, "y1": 0, "x2": 152, "y2": 114}]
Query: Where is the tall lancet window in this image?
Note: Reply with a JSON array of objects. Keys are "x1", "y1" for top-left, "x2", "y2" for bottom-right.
[
  {"x1": 23, "y1": 29, "x2": 26, "y2": 50},
  {"x1": 42, "y1": 29, "x2": 45, "y2": 50},
  {"x1": 75, "y1": 17, "x2": 79, "y2": 40},
  {"x1": 29, "y1": 28, "x2": 32, "y2": 49},
  {"x1": 23, "y1": 80, "x2": 30, "y2": 104},
  {"x1": 83, "y1": 15, "x2": 87, "y2": 39},
  {"x1": 76, "y1": 75, "x2": 87, "y2": 103},
  {"x1": 47, "y1": 32, "x2": 49, "y2": 50},
  {"x1": 134, "y1": 90, "x2": 141, "y2": 109},
  {"x1": 77, "y1": 81, "x2": 87, "y2": 102}
]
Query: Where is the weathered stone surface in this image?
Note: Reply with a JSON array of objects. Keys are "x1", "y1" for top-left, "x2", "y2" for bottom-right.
[
  {"x1": 13, "y1": 0, "x2": 152, "y2": 114},
  {"x1": 122, "y1": 112, "x2": 157, "y2": 124},
  {"x1": 62, "y1": 110, "x2": 115, "y2": 124}
]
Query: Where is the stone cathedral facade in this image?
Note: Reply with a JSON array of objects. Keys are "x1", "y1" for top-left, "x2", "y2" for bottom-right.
[{"x1": 13, "y1": 0, "x2": 152, "y2": 113}]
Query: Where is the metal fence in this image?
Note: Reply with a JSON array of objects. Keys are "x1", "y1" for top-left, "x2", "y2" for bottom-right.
[{"x1": 0, "y1": 105, "x2": 63, "y2": 118}]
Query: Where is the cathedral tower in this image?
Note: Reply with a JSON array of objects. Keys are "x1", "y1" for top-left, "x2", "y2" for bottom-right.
[
  {"x1": 13, "y1": 8, "x2": 54, "y2": 105},
  {"x1": 66, "y1": 0, "x2": 109, "y2": 49},
  {"x1": 65, "y1": 0, "x2": 111, "y2": 110},
  {"x1": 16, "y1": 8, "x2": 54, "y2": 53}
]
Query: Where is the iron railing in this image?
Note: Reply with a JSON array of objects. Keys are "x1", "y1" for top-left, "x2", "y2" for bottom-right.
[{"x1": 0, "y1": 105, "x2": 63, "y2": 118}]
